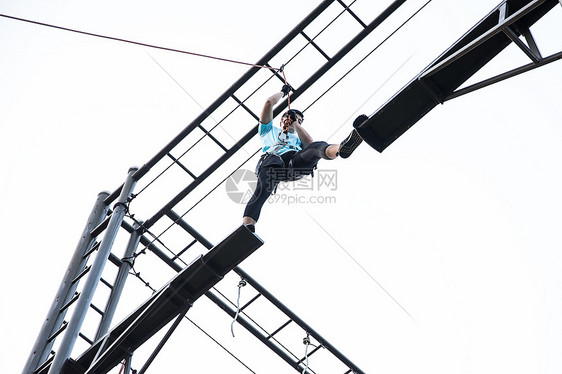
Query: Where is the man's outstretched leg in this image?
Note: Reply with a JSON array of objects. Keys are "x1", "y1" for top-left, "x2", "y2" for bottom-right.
[{"x1": 336, "y1": 114, "x2": 368, "y2": 158}]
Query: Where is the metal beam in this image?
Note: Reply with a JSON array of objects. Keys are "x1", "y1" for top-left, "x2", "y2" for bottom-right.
[
  {"x1": 420, "y1": 0, "x2": 546, "y2": 80},
  {"x1": 356, "y1": 0, "x2": 560, "y2": 152},
  {"x1": 446, "y1": 50, "x2": 562, "y2": 100}
]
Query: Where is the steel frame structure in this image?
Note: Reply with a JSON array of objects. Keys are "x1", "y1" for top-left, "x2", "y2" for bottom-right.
[
  {"x1": 25, "y1": 0, "x2": 560, "y2": 373},
  {"x1": 25, "y1": 1, "x2": 411, "y2": 373}
]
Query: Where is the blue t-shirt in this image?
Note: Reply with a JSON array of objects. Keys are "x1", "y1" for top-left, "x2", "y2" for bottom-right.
[{"x1": 259, "y1": 120, "x2": 302, "y2": 155}]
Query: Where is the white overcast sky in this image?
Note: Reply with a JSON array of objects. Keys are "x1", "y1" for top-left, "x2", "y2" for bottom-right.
[{"x1": 1, "y1": 1, "x2": 561, "y2": 373}]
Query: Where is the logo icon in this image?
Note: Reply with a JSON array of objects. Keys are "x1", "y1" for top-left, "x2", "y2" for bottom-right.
[{"x1": 225, "y1": 169, "x2": 257, "y2": 204}]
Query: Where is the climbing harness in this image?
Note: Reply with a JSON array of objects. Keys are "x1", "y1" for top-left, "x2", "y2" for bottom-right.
[{"x1": 231, "y1": 278, "x2": 247, "y2": 337}]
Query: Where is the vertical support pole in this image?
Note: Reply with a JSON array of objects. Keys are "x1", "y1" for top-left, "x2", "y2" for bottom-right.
[
  {"x1": 49, "y1": 167, "x2": 138, "y2": 374},
  {"x1": 95, "y1": 221, "x2": 143, "y2": 340},
  {"x1": 23, "y1": 191, "x2": 110, "y2": 374}
]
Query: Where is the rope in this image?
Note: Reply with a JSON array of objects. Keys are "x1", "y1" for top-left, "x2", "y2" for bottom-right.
[
  {"x1": 211, "y1": 287, "x2": 302, "y2": 363},
  {"x1": 0, "y1": 13, "x2": 282, "y2": 73},
  {"x1": 231, "y1": 278, "x2": 247, "y2": 337},
  {"x1": 302, "y1": 333, "x2": 313, "y2": 374},
  {"x1": 280, "y1": 65, "x2": 291, "y2": 111}
]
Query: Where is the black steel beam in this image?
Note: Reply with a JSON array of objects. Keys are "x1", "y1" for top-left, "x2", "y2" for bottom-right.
[
  {"x1": 356, "y1": 0, "x2": 560, "y2": 152},
  {"x1": 446, "y1": 49, "x2": 562, "y2": 100},
  {"x1": 165, "y1": 210, "x2": 214, "y2": 249}
]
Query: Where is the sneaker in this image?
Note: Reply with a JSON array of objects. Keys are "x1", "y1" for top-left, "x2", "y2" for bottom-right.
[
  {"x1": 353, "y1": 114, "x2": 369, "y2": 129},
  {"x1": 339, "y1": 128, "x2": 363, "y2": 159}
]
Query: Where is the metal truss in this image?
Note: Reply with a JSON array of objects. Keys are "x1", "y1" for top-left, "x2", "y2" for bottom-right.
[
  {"x1": 356, "y1": 0, "x2": 561, "y2": 152},
  {"x1": 24, "y1": 0, "x2": 412, "y2": 373}
]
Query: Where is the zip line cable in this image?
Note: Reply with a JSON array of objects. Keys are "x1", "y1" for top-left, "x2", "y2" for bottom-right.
[
  {"x1": 0, "y1": 13, "x2": 282, "y2": 73},
  {"x1": 26, "y1": 0, "x2": 358, "y2": 210}
]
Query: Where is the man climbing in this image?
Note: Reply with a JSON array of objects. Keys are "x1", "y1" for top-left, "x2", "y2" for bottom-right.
[{"x1": 242, "y1": 85, "x2": 367, "y2": 232}]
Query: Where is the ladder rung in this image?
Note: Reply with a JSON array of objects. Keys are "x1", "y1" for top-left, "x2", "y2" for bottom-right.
[
  {"x1": 166, "y1": 153, "x2": 197, "y2": 179},
  {"x1": 72, "y1": 266, "x2": 91, "y2": 285},
  {"x1": 59, "y1": 292, "x2": 80, "y2": 313},
  {"x1": 300, "y1": 31, "x2": 331, "y2": 61},
  {"x1": 197, "y1": 124, "x2": 229, "y2": 152},
  {"x1": 240, "y1": 293, "x2": 261, "y2": 312},
  {"x1": 83, "y1": 241, "x2": 101, "y2": 259},
  {"x1": 79, "y1": 332, "x2": 94, "y2": 345},
  {"x1": 90, "y1": 303, "x2": 104, "y2": 316},
  {"x1": 100, "y1": 277, "x2": 113, "y2": 289},
  {"x1": 267, "y1": 319, "x2": 292, "y2": 340},
  {"x1": 90, "y1": 216, "x2": 110, "y2": 238},
  {"x1": 33, "y1": 353, "x2": 55, "y2": 374},
  {"x1": 108, "y1": 252, "x2": 122, "y2": 267},
  {"x1": 47, "y1": 321, "x2": 67, "y2": 342},
  {"x1": 230, "y1": 94, "x2": 260, "y2": 121},
  {"x1": 337, "y1": 0, "x2": 367, "y2": 28}
]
